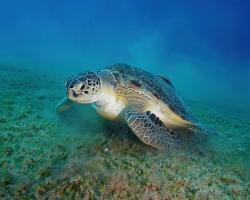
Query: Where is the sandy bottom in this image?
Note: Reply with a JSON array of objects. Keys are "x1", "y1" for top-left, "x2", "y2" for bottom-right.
[{"x1": 0, "y1": 64, "x2": 249, "y2": 199}]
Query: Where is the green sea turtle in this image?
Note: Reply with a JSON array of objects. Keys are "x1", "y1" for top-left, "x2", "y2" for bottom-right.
[{"x1": 57, "y1": 63, "x2": 207, "y2": 149}]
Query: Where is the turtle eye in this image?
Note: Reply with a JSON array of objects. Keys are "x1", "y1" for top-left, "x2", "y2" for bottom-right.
[{"x1": 80, "y1": 84, "x2": 85, "y2": 90}]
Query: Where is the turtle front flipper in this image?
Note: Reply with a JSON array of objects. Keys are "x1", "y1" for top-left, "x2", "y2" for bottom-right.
[
  {"x1": 125, "y1": 105, "x2": 180, "y2": 150},
  {"x1": 56, "y1": 97, "x2": 74, "y2": 113}
]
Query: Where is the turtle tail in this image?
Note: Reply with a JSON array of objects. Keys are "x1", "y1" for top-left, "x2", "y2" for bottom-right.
[{"x1": 188, "y1": 123, "x2": 217, "y2": 135}]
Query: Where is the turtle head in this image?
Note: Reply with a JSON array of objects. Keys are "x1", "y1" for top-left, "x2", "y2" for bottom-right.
[{"x1": 65, "y1": 71, "x2": 102, "y2": 103}]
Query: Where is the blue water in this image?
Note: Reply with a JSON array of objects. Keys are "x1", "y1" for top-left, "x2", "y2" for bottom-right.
[{"x1": 0, "y1": 0, "x2": 249, "y2": 105}]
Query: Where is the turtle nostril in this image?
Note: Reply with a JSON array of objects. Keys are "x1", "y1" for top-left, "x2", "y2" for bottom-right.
[{"x1": 72, "y1": 90, "x2": 78, "y2": 97}]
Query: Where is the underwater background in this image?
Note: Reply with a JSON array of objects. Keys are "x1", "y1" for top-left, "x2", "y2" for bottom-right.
[{"x1": 0, "y1": 0, "x2": 249, "y2": 199}]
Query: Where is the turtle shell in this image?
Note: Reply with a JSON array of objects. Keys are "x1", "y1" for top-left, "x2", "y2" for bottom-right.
[{"x1": 104, "y1": 63, "x2": 198, "y2": 123}]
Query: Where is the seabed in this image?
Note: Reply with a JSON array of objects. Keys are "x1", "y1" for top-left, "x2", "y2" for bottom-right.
[{"x1": 0, "y1": 64, "x2": 249, "y2": 199}]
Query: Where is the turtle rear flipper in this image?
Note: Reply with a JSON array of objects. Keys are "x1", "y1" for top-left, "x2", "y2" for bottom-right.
[
  {"x1": 56, "y1": 97, "x2": 74, "y2": 113},
  {"x1": 125, "y1": 105, "x2": 180, "y2": 150},
  {"x1": 158, "y1": 75, "x2": 174, "y2": 87}
]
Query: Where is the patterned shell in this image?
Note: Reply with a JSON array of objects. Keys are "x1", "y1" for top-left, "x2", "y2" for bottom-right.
[{"x1": 104, "y1": 63, "x2": 198, "y2": 123}]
